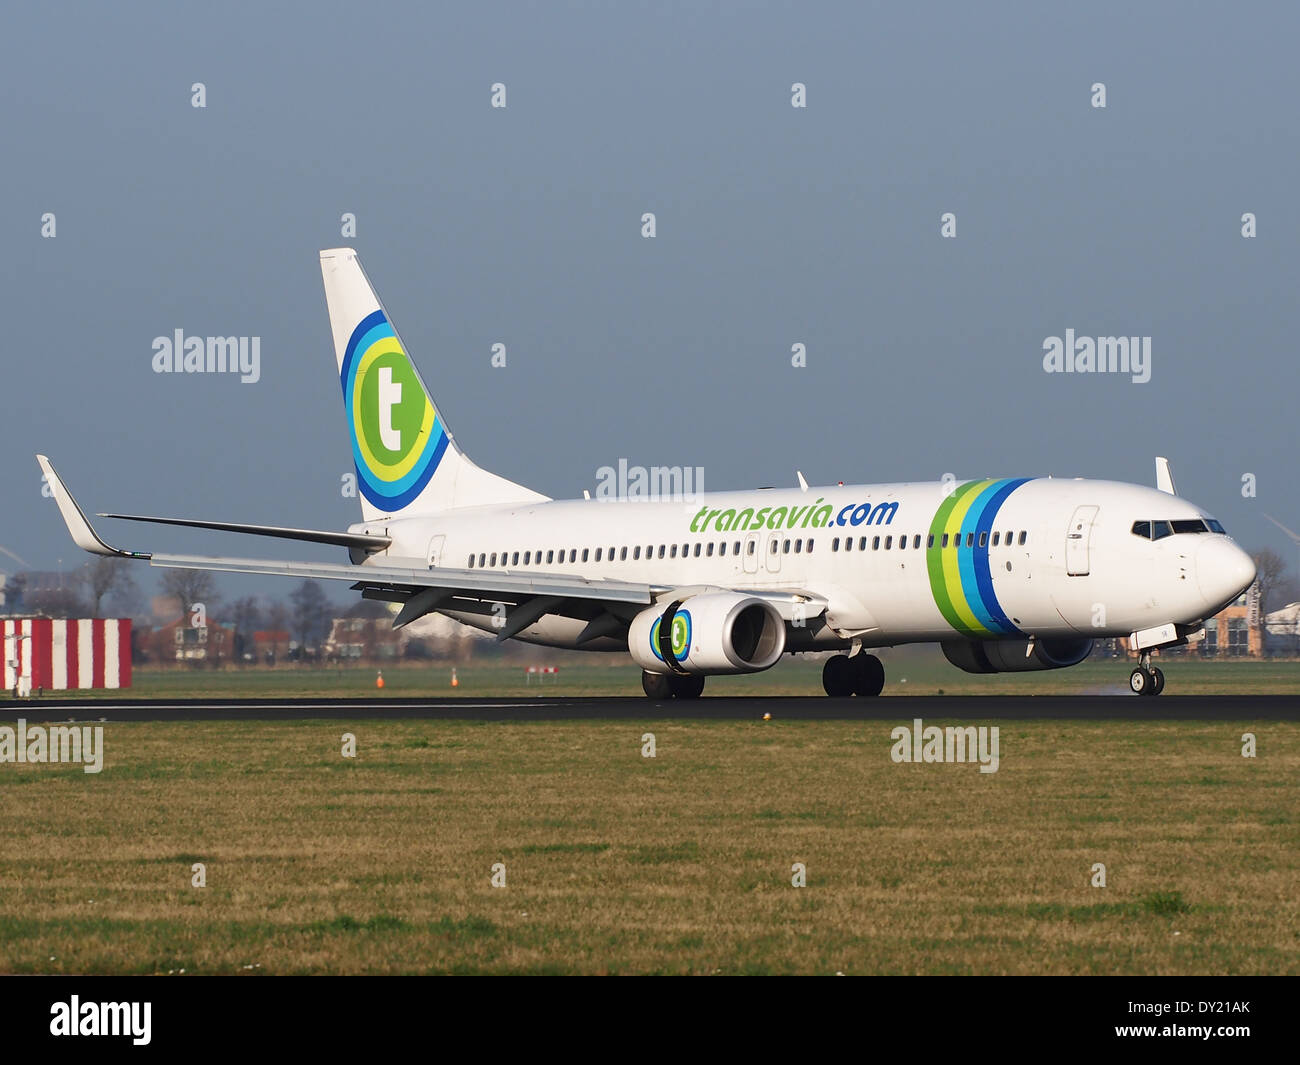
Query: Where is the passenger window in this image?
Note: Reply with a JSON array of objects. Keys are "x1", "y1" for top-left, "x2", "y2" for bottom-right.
[
  {"x1": 582, "y1": 549, "x2": 589, "y2": 562},
  {"x1": 490, "y1": 552, "x2": 497, "y2": 566},
  {"x1": 747, "y1": 540, "x2": 756, "y2": 555},
  {"x1": 706, "y1": 542, "x2": 714, "y2": 557},
  {"x1": 941, "y1": 533, "x2": 948, "y2": 548},
  {"x1": 734, "y1": 541, "x2": 741, "y2": 554},
  {"x1": 978, "y1": 532, "x2": 987, "y2": 548},
  {"x1": 807, "y1": 539, "x2": 814, "y2": 553},
  {"x1": 992, "y1": 532, "x2": 1000, "y2": 546},
  {"x1": 1017, "y1": 531, "x2": 1027, "y2": 546},
  {"x1": 594, "y1": 548, "x2": 601, "y2": 562},
  {"x1": 844, "y1": 537, "x2": 852, "y2": 552},
  {"x1": 914, "y1": 535, "x2": 921, "y2": 549},
  {"x1": 670, "y1": 544, "x2": 678, "y2": 558},
  {"x1": 859, "y1": 537, "x2": 868, "y2": 551},
  {"x1": 964, "y1": 533, "x2": 973, "y2": 548},
  {"x1": 769, "y1": 540, "x2": 777, "y2": 553},
  {"x1": 794, "y1": 539, "x2": 802, "y2": 553},
  {"x1": 872, "y1": 536, "x2": 880, "y2": 550},
  {"x1": 620, "y1": 547, "x2": 628, "y2": 561},
  {"x1": 633, "y1": 546, "x2": 640, "y2": 560},
  {"x1": 468, "y1": 555, "x2": 475, "y2": 568},
  {"x1": 546, "y1": 550, "x2": 554, "y2": 563},
  {"x1": 783, "y1": 539, "x2": 791, "y2": 553},
  {"x1": 694, "y1": 543, "x2": 702, "y2": 557},
  {"x1": 658, "y1": 545, "x2": 665, "y2": 559},
  {"x1": 524, "y1": 551, "x2": 531, "y2": 564},
  {"x1": 832, "y1": 537, "x2": 840, "y2": 551},
  {"x1": 885, "y1": 536, "x2": 892, "y2": 549},
  {"x1": 927, "y1": 534, "x2": 934, "y2": 548},
  {"x1": 898, "y1": 535, "x2": 906, "y2": 551}
]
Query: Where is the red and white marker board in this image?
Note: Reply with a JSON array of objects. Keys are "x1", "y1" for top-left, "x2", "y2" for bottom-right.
[{"x1": 1, "y1": 618, "x2": 132, "y2": 691}]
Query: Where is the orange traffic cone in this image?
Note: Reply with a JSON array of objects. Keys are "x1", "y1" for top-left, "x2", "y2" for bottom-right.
[
  {"x1": 451, "y1": 667, "x2": 459, "y2": 688},
  {"x1": 376, "y1": 671, "x2": 384, "y2": 689}
]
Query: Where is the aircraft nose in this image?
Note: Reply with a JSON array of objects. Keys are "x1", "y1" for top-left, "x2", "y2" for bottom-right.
[{"x1": 1195, "y1": 538, "x2": 1256, "y2": 612}]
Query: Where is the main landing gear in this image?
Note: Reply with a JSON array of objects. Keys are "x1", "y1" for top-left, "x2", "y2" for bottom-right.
[
  {"x1": 641, "y1": 670, "x2": 705, "y2": 700},
  {"x1": 1129, "y1": 651, "x2": 1165, "y2": 697},
  {"x1": 822, "y1": 652, "x2": 885, "y2": 697}
]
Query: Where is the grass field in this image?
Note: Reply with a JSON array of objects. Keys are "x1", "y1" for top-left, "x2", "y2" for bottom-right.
[
  {"x1": 43, "y1": 655, "x2": 1300, "y2": 699},
  {"x1": 1, "y1": 715, "x2": 1297, "y2": 974}
]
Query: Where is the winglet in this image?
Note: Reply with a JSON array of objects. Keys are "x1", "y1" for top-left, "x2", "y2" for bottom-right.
[
  {"x1": 1155, "y1": 457, "x2": 1177, "y2": 496},
  {"x1": 36, "y1": 455, "x2": 150, "y2": 559}
]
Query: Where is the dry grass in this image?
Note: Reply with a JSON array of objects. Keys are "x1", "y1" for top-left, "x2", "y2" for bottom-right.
[{"x1": 1, "y1": 718, "x2": 1297, "y2": 974}]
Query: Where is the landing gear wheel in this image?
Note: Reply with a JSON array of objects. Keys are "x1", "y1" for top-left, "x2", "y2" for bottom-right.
[
  {"x1": 669, "y1": 674, "x2": 706, "y2": 700},
  {"x1": 822, "y1": 655, "x2": 855, "y2": 697},
  {"x1": 642, "y1": 671, "x2": 675, "y2": 699},
  {"x1": 1129, "y1": 669, "x2": 1150, "y2": 695},
  {"x1": 1150, "y1": 667, "x2": 1165, "y2": 696},
  {"x1": 852, "y1": 653, "x2": 885, "y2": 697}
]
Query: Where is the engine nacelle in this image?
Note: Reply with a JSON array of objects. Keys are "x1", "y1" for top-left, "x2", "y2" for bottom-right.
[
  {"x1": 941, "y1": 637, "x2": 1094, "y2": 674},
  {"x1": 628, "y1": 593, "x2": 786, "y2": 675}
]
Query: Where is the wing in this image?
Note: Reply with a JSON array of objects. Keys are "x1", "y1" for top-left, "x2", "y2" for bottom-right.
[{"x1": 37, "y1": 455, "x2": 653, "y2": 639}]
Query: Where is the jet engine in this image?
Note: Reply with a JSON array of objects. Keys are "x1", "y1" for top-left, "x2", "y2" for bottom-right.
[
  {"x1": 941, "y1": 637, "x2": 1094, "y2": 674},
  {"x1": 628, "y1": 593, "x2": 786, "y2": 675}
]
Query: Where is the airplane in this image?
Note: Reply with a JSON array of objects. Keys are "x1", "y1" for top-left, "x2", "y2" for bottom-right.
[{"x1": 37, "y1": 249, "x2": 1257, "y2": 698}]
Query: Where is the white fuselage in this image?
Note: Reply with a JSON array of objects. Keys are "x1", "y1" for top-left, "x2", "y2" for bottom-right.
[{"x1": 348, "y1": 476, "x2": 1255, "y2": 655}]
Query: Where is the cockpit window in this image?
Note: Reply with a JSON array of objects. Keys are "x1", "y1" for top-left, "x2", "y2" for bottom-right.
[{"x1": 1133, "y1": 517, "x2": 1224, "y2": 539}]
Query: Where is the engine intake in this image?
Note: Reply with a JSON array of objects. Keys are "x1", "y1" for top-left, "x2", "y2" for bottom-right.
[
  {"x1": 629, "y1": 593, "x2": 786, "y2": 675},
  {"x1": 941, "y1": 637, "x2": 1094, "y2": 674}
]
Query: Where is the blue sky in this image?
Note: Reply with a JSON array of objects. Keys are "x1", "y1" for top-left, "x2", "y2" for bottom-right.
[{"x1": 2, "y1": 1, "x2": 1296, "y2": 600}]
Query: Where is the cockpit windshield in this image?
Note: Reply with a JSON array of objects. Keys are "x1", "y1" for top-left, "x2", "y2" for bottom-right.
[{"x1": 1131, "y1": 518, "x2": 1225, "y2": 540}]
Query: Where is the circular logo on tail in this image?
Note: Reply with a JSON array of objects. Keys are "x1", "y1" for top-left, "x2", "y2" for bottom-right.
[{"x1": 340, "y1": 310, "x2": 448, "y2": 510}]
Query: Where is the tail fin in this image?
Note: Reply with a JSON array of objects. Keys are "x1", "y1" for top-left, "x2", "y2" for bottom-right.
[{"x1": 319, "y1": 248, "x2": 549, "y2": 521}]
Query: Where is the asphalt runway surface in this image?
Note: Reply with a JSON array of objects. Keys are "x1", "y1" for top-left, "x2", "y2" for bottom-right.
[{"x1": 2, "y1": 694, "x2": 1297, "y2": 722}]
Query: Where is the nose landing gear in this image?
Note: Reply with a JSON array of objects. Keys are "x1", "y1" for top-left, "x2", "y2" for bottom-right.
[{"x1": 1128, "y1": 651, "x2": 1165, "y2": 696}]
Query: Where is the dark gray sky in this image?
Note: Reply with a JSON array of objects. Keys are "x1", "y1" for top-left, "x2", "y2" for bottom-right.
[{"x1": 3, "y1": 1, "x2": 1297, "y2": 599}]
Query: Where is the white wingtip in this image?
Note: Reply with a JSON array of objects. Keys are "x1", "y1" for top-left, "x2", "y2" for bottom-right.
[{"x1": 36, "y1": 455, "x2": 144, "y2": 558}]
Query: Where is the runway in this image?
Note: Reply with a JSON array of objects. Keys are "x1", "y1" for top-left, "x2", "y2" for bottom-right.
[{"x1": 2, "y1": 694, "x2": 1297, "y2": 722}]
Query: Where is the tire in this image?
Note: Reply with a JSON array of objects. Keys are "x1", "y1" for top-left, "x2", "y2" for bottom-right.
[
  {"x1": 822, "y1": 655, "x2": 855, "y2": 697},
  {"x1": 670, "y1": 674, "x2": 706, "y2": 699},
  {"x1": 1150, "y1": 667, "x2": 1165, "y2": 696},
  {"x1": 852, "y1": 653, "x2": 885, "y2": 697},
  {"x1": 642, "y1": 671, "x2": 675, "y2": 699},
  {"x1": 1129, "y1": 669, "x2": 1149, "y2": 695}
]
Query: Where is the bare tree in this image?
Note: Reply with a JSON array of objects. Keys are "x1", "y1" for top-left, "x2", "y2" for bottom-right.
[
  {"x1": 1252, "y1": 549, "x2": 1287, "y2": 617},
  {"x1": 160, "y1": 569, "x2": 218, "y2": 620},
  {"x1": 289, "y1": 580, "x2": 333, "y2": 655},
  {"x1": 230, "y1": 596, "x2": 265, "y2": 662},
  {"x1": 85, "y1": 557, "x2": 137, "y2": 617}
]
